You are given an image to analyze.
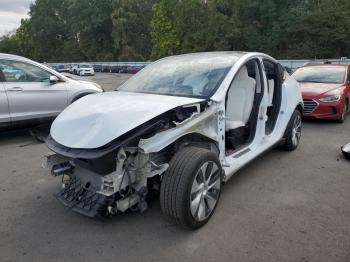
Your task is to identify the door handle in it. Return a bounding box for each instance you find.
[7,87,23,92]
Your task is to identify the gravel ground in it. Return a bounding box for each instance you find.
[0,73,350,262]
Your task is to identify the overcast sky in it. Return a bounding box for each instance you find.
[0,0,33,36]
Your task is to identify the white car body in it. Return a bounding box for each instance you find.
[45,52,303,228]
[72,63,95,76]
[0,53,103,129]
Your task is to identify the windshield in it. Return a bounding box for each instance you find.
[293,66,346,84]
[80,64,92,68]
[117,54,239,98]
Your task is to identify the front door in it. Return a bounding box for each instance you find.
[0,59,68,122]
[224,59,265,153]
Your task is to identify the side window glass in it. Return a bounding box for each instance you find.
[348,69,350,83]
[0,59,51,83]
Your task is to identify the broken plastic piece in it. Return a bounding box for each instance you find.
[341,142,350,160]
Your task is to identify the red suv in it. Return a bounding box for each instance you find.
[293,64,350,122]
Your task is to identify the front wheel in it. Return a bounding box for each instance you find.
[281,110,302,151]
[337,100,348,123]
[160,147,222,229]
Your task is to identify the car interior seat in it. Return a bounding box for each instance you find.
[226,65,256,131]
[225,65,256,150]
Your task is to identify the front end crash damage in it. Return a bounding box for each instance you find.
[44,101,220,218]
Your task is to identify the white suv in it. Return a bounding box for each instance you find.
[0,53,103,130]
[73,64,95,76]
[45,52,303,229]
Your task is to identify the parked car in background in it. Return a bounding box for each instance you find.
[45,52,303,229]
[127,65,144,74]
[53,64,64,72]
[53,64,70,73]
[118,65,128,73]
[93,64,102,73]
[69,64,77,74]
[110,65,119,73]
[72,64,95,76]
[102,65,111,73]
[0,53,103,130]
[293,64,350,122]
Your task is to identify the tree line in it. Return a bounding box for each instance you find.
[1,0,350,62]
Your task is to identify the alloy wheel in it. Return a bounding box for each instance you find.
[292,114,302,147]
[190,161,221,222]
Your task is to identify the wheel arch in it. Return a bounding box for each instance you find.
[140,131,220,157]
[296,102,304,115]
[70,92,95,104]
[170,132,220,155]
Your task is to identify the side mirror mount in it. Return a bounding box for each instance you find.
[50,75,59,84]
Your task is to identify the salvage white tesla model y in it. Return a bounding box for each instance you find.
[45,52,303,229]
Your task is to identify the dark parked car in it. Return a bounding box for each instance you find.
[111,65,119,73]
[118,66,128,73]
[101,65,110,73]
[53,64,70,73]
[93,64,102,72]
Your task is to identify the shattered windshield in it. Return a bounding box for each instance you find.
[117,54,240,98]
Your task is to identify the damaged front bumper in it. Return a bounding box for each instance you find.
[44,148,164,218]
[57,174,114,218]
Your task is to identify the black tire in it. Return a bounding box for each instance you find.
[337,100,348,123]
[160,147,222,229]
[29,124,51,143]
[281,110,302,151]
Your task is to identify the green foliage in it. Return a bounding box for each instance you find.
[29,0,70,61]
[15,19,37,58]
[67,0,115,61]
[111,0,152,61]
[0,32,19,55]
[150,0,179,59]
[1,0,350,61]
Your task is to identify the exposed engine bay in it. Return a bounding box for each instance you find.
[45,101,219,217]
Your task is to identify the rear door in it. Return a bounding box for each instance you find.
[0,67,10,127]
[0,59,68,122]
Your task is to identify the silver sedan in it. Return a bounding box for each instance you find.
[0,53,103,129]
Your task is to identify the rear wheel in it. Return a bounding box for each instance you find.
[160,147,222,229]
[281,110,302,151]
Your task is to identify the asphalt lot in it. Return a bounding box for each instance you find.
[1,73,350,262]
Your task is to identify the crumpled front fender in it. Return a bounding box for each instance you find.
[139,105,219,153]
